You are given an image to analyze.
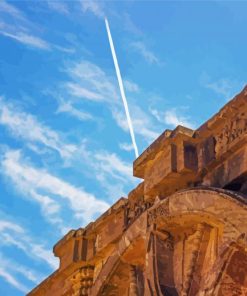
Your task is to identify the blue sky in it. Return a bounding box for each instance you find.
[0,0,246,294]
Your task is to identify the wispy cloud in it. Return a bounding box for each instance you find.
[123,13,143,36]
[0,96,136,204]
[150,108,194,129]
[91,150,138,200]
[124,80,140,93]
[112,108,159,143]
[0,27,72,52]
[0,150,62,228]
[0,98,77,159]
[61,60,159,144]
[54,45,75,54]
[204,79,236,100]
[0,267,28,293]
[0,253,44,289]
[65,60,119,102]
[0,31,51,50]
[46,1,69,15]
[200,73,244,101]
[0,1,71,52]
[81,0,105,19]
[130,41,159,65]
[94,151,132,181]
[57,100,93,121]
[1,149,110,224]
[65,82,103,101]
[0,220,24,233]
[119,142,134,152]
[72,142,137,199]
[0,1,51,50]
[0,217,58,270]
[0,0,25,21]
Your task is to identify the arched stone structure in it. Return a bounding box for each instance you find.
[90,188,247,296]
[28,86,247,296]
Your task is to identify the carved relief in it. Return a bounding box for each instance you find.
[125,197,152,227]
[147,198,169,226]
[70,266,94,296]
[215,115,247,156]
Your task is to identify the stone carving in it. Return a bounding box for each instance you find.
[28,86,247,296]
[125,196,152,227]
[70,266,94,296]
[147,198,169,226]
[215,115,247,156]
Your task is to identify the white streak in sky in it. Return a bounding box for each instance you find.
[105,18,139,158]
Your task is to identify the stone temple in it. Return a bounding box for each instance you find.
[28,87,247,296]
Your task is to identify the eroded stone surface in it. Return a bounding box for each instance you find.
[28,86,247,296]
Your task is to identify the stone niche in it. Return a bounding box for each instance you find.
[28,85,247,296]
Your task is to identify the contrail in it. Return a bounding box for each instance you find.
[105,18,139,158]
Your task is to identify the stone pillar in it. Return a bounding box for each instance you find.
[71,266,94,296]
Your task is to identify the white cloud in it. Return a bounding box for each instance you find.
[0,253,44,285]
[58,60,159,146]
[0,1,70,52]
[0,95,137,205]
[200,73,244,101]
[133,119,160,142]
[124,80,140,93]
[0,26,69,53]
[123,13,143,36]
[30,191,61,216]
[94,151,133,181]
[164,110,193,128]
[68,60,159,142]
[0,31,50,50]
[205,79,233,99]
[0,0,25,21]
[81,0,105,19]
[0,220,24,233]
[66,82,103,101]
[0,98,77,159]
[71,143,138,200]
[57,100,93,121]
[0,268,28,293]
[95,174,127,200]
[65,60,119,102]
[47,1,69,15]
[54,45,75,54]
[130,41,159,65]
[1,149,110,224]
[112,108,159,143]
[28,243,57,269]
[75,142,137,198]
[150,108,194,129]
[92,151,138,200]
[0,217,58,270]
[119,142,134,152]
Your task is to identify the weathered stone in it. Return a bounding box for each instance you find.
[28,86,247,296]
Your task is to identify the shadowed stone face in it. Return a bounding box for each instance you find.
[28,86,247,296]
